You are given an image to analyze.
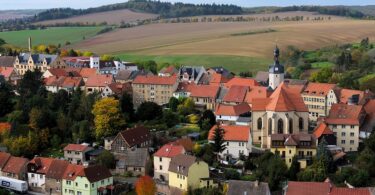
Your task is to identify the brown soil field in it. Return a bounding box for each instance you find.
[74,12,375,58]
[35,9,159,25]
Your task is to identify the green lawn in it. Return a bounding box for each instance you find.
[116,53,272,74]
[0,27,104,48]
[311,61,335,69]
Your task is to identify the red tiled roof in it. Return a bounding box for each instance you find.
[189,85,220,98]
[0,67,15,78]
[224,77,259,88]
[303,83,337,96]
[62,164,85,181]
[286,181,331,195]
[107,82,132,95]
[79,68,97,78]
[154,144,185,158]
[208,125,249,142]
[339,89,364,104]
[325,103,365,125]
[29,157,54,174]
[244,86,271,105]
[210,73,230,84]
[46,159,69,179]
[63,144,89,152]
[253,82,308,112]
[223,85,249,103]
[0,152,11,169]
[215,103,251,116]
[46,68,68,77]
[86,74,114,87]
[313,122,333,139]
[330,187,371,195]
[365,100,375,115]
[133,75,177,85]
[3,156,28,174]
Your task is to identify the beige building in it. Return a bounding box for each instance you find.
[324,103,366,152]
[301,83,338,121]
[13,53,59,75]
[252,82,309,148]
[63,144,93,165]
[153,144,185,182]
[132,75,178,107]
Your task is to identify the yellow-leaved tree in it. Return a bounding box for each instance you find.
[92,97,125,140]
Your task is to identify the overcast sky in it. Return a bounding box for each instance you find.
[1,0,374,10]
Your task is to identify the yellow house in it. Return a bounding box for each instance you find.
[168,154,210,191]
[270,133,317,168]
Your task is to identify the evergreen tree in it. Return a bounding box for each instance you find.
[288,155,301,181]
[211,124,226,160]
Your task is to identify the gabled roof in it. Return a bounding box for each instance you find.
[133,75,177,85]
[154,144,185,158]
[339,88,373,105]
[325,103,365,125]
[252,82,308,112]
[286,181,331,195]
[223,85,249,103]
[313,122,333,139]
[118,148,149,168]
[189,84,220,99]
[79,68,97,78]
[29,157,54,174]
[254,71,269,83]
[78,165,112,183]
[209,72,230,84]
[244,86,271,105]
[118,126,150,148]
[46,68,69,77]
[303,82,337,96]
[168,154,197,176]
[224,77,259,88]
[2,156,28,174]
[46,159,69,179]
[215,103,251,116]
[62,164,84,181]
[115,70,133,81]
[0,56,15,67]
[0,67,16,78]
[85,74,114,87]
[63,144,89,152]
[271,133,316,147]
[106,82,132,95]
[208,125,250,142]
[227,180,270,195]
[0,152,11,169]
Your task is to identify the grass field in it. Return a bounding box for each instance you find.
[0,26,104,47]
[117,53,272,73]
[311,61,335,68]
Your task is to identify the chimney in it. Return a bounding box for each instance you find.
[28,37,32,53]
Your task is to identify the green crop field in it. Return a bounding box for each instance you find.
[0,27,104,48]
[116,53,272,73]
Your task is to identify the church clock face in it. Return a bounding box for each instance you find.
[275,67,278,71]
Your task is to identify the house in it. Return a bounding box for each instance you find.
[208,72,231,86]
[324,103,366,152]
[226,180,271,195]
[284,181,373,195]
[178,66,206,84]
[63,144,93,165]
[14,53,58,75]
[85,74,114,94]
[174,83,220,110]
[301,82,339,121]
[222,85,249,105]
[269,133,317,168]
[104,136,115,151]
[0,56,16,67]
[159,66,178,77]
[0,67,20,85]
[0,152,11,176]
[115,148,149,176]
[45,159,69,195]
[132,75,179,107]
[122,62,138,71]
[154,144,185,181]
[215,103,251,124]
[168,154,210,192]
[110,126,151,155]
[2,156,28,180]
[27,157,54,192]
[224,77,259,89]
[45,76,84,93]
[313,122,336,145]
[114,69,152,83]
[252,82,309,148]
[101,82,132,97]
[362,100,375,137]
[208,125,251,159]
[62,164,113,195]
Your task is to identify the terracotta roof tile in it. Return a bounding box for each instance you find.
[2,156,28,174]
[85,74,114,87]
[208,125,250,142]
[29,157,54,174]
[244,86,271,105]
[0,67,15,78]
[133,75,177,85]
[79,68,97,78]
[63,144,89,152]
[46,68,69,77]
[215,103,251,116]
[286,181,331,195]
[325,103,365,125]
[224,77,259,88]
[303,82,337,96]
[159,66,177,75]
[313,122,333,138]
[365,100,375,115]
[210,73,230,84]
[107,82,132,95]
[154,144,185,158]
[330,187,371,195]
[223,85,249,103]
[189,84,220,98]
[46,159,69,179]
[62,164,84,181]
[339,89,364,104]
[0,152,11,169]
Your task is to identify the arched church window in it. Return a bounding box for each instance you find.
[278,119,284,134]
[289,119,293,134]
[257,118,262,130]
[299,117,304,130]
[268,118,272,135]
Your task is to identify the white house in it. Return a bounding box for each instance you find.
[153,144,185,182]
[215,103,251,124]
[27,157,54,192]
[208,125,251,159]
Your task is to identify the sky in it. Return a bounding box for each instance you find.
[1,0,374,10]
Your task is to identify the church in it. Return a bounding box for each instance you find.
[250,46,310,148]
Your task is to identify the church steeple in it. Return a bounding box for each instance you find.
[269,45,285,90]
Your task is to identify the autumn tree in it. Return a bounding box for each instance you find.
[135,175,156,195]
[92,97,125,140]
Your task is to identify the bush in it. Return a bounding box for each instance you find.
[224,168,240,180]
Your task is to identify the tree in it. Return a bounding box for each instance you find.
[177,98,195,115]
[0,77,14,117]
[199,110,216,129]
[309,67,333,83]
[135,175,156,195]
[268,154,288,190]
[163,110,179,128]
[96,150,115,169]
[355,147,375,176]
[92,97,125,140]
[0,38,6,46]
[168,97,179,112]
[18,69,43,98]
[136,102,162,121]
[224,168,240,179]
[82,51,94,57]
[211,124,226,160]
[288,155,300,181]
[119,92,134,121]
[100,54,114,61]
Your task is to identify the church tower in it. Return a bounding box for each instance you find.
[268,45,284,90]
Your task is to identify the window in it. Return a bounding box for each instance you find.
[299,118,304,130]
[341,140,346,144]
[289,119,293,134]
[159,157,162,162]
[341,132,346,136]
[227,142,229,146]
[75,182,78,186]
[257,118,262,130]
[101,180,104,185]
[40,175,43,179]
[85,184,88,188]
[350,140,354,145]
[77,192,82,195]
[351,125,355,129]
[289,150,291,154]
[342,125,346,128]
[92,183,94,188]
[277,119,284,134]
[350,132,355,137]
[268,118,272,135]
[258,136,261,141]
[31,174,34,178]
[160,165,162,170]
